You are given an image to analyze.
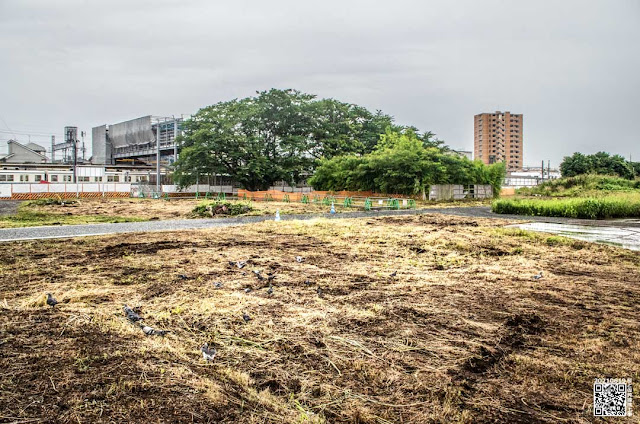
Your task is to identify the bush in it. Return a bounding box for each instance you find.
[492,194,640,219]
[192,201,252,217]
[25,198,77,206]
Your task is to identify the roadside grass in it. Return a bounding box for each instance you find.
[516,174,640,197]
[492,193,640,219]
[1,214,639,422]
[0,204,147,228]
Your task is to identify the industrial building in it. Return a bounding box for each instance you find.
[92,116,183,167]
[474,111,523,170]
[0,140,48,164]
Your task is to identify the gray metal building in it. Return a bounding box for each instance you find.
[91,116,183,167]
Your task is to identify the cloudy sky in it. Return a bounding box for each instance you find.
[0,0,638,167]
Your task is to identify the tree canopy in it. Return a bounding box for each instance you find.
[560,151,635,179]
[308,130,506,198]
[172,89,425,190]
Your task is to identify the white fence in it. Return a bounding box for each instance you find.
[429,184,493,201]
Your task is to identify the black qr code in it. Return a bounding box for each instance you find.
[594,382,629,416]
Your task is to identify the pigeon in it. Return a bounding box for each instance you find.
[141,325,168,337]
[178,274,190,280]
[253,270,261,275]
[390,271,397,277]
[256,273,265,281]
[304,280,312,286]
[533,271,543,280]
[228,261,235,267]
[242,312,251,323]
[244,287,252,293]
[236,261,247,269]
[214,282,223,288]
[267,274,276,282]
[46,293,58,308]
[123,304,143,322]
[317,287,324,298]
[295,256,304,263]
[267,285,274,296]
[201,343,216,361]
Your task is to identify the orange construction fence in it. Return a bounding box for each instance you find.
[236,189,415,201]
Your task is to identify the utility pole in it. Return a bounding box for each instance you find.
[80,131,86,161]
[51,135,55,163]
[541,160,545,182]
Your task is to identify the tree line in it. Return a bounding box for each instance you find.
[173,89,504,195]
[560,152,639,179]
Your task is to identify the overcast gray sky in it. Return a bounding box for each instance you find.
[1,0,638,167]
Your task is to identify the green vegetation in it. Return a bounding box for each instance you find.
[0,208,146,228]
[24,198,78,207]
[192,201,253,217]
[517,174,640,197]
[173,89,444,191]
[309,129,506,198]
[492,193,640,219]
[560,151,637,179]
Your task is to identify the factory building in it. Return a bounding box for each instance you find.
[92,116,183,166]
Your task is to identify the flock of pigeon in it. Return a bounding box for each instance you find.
[44,256,545,364]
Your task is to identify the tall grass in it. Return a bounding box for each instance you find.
[492,193,640,219]
[517,174,640,197]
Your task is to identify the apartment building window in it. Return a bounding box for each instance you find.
[51,175,58,182]
[107,175,120,182]
[34,175,42,182]
[20,175,28,182]
[63,175,72,182]
[96,176,103,182]
[79,176,90,182]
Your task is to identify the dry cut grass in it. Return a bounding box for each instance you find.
[0,214,638,423]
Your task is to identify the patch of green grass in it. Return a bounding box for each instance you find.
[492,193,640,219]
[0,210,146,228]
[517,175,640,197]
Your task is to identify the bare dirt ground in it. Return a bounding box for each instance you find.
[1,214,638,423]
[24,197,491,221]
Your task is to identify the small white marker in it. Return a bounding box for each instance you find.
[275,209,281,221]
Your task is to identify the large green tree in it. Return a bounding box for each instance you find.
[173,89,398,190]
[309,130,505,198]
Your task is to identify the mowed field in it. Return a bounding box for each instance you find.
[1,214,639,423]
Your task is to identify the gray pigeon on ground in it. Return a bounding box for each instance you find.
[123,304,143,322]
[533,271,543,280]
[317,287,324,298]
[295,256,304,263]
[236,261,247,269]
[242,312,251,323]
[390,271,397,277]
[201,343,216,361]
[46,293,58,308]
[244,287,252,293]
[267,285,274,296]
[304,280,312,286]
[178,274,189,280]
[256,273,265,281]
[141,325,168,337]
[267,274,275,282]
[214,282,223,288]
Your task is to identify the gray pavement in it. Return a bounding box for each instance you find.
[0,206,639,242]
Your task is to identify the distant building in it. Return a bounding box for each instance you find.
[92,116,183,166]
[474,111,523,170]
[451,149,473,160]
[0,140,48,163]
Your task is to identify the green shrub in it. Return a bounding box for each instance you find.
[516,175,640,197]
[192,201,252,217]
[25,198,77,206]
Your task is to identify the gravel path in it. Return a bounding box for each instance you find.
[0,201,21,217]
[1,206,639,242]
